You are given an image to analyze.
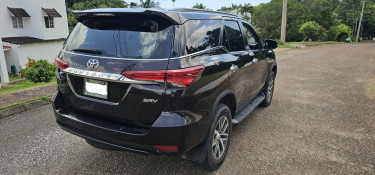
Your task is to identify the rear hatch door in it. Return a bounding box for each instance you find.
[59,12,175,125]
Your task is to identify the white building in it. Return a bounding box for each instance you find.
[0,0,69,84]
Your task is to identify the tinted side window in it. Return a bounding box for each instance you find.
[222,29,230,51]
[224,21,245,52]
[184,20,221,54]
[242,23,260,50]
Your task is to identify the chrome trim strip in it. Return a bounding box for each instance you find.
[66,75,119,105]
[63,67,154,84]
[61,46,228,60]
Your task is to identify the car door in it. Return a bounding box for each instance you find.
[240,22,268,94]
[221,20,257,108]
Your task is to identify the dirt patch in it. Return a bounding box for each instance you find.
[356,77,375,99]
[365,78,375,99]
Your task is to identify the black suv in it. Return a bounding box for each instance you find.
[52,8,277,170]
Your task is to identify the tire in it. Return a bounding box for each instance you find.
[85,139,122,151]
[199,104,232,171]
[260,71,275,107]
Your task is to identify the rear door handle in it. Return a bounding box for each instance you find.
[253,58,258,63]
[230,64,239,72]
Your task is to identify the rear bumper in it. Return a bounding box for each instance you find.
[52,90,207,154]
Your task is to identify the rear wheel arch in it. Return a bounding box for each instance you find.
[218,94,236,118]
[212,90,236,119]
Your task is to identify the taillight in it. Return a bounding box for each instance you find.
[122,66,204,87]
[55,57,69,69]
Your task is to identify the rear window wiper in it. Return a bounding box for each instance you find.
[72,48,102,54]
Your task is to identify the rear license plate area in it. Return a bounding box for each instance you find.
[83,78,108,99]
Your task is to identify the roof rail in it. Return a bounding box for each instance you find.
[170,8,238,17]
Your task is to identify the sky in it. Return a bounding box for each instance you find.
[158,0,272,10]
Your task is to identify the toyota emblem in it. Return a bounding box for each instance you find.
[87,59,99,69]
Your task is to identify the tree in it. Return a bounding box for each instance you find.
[139,0,160,8]
[192,3,211,10]
[299,21,322,41]
[326,24,352,41]
[72,0,127,9]
[252,0,312,41]
[172,0,176,8]
[66,0,128,32]
[217,4,241,11]
[250,0,375,41]
[237,3,254,22]
[302,0,336,29]
[336,24,352,41]
[334,0,362,35]
[361,3,375,39]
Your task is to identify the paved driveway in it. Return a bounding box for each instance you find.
[1,43,374,174]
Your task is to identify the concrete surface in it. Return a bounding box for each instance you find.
[0,43,374,174]
[0,83,56,108]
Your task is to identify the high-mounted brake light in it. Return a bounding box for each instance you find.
[55,57,69,69]
[122,66,204,87]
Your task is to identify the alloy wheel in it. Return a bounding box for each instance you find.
[267,74,274,102]
[212,115,229,160]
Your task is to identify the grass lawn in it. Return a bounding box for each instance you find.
[278,41,346,48]
[0,75,24,82]
[278,44,296,48]
[0,77,56,94]
[0,94,52,110]
[288,41,346,46]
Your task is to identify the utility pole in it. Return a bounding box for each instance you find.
[356,1,365,42]
[280,0,287,45]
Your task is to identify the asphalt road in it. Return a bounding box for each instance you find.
[1,43,375,174]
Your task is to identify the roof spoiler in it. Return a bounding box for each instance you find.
[73,8,182,25]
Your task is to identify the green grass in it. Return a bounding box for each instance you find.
[0,75,24,82]
[0,94,53,111]
[287,41,346,46]
[278,44,297,48]
[278,41,346,49]
[0,77,56,94]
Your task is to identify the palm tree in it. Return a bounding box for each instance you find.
[172,0,175,8]
[237,3,254,23]
[139,0,160,8]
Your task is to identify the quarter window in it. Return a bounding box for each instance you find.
[11,17,23,28]
[184,20,221,54]
[44,16,54,28]
[223,21,245,52]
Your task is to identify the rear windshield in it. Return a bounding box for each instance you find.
[64,18,174,59]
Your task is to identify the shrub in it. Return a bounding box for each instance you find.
[299,21,322,41]
[326,26,340,41]
[326,24,352,41]
[19,57,56,83]
[336,24,352,41]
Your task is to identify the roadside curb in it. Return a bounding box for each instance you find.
[0,97,52,120]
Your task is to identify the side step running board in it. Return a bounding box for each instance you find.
[232,93,265,124]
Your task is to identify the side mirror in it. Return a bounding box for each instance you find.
[264,39,278,50]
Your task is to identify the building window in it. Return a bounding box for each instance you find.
[11,16,23,28]
[44,16,54,28]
